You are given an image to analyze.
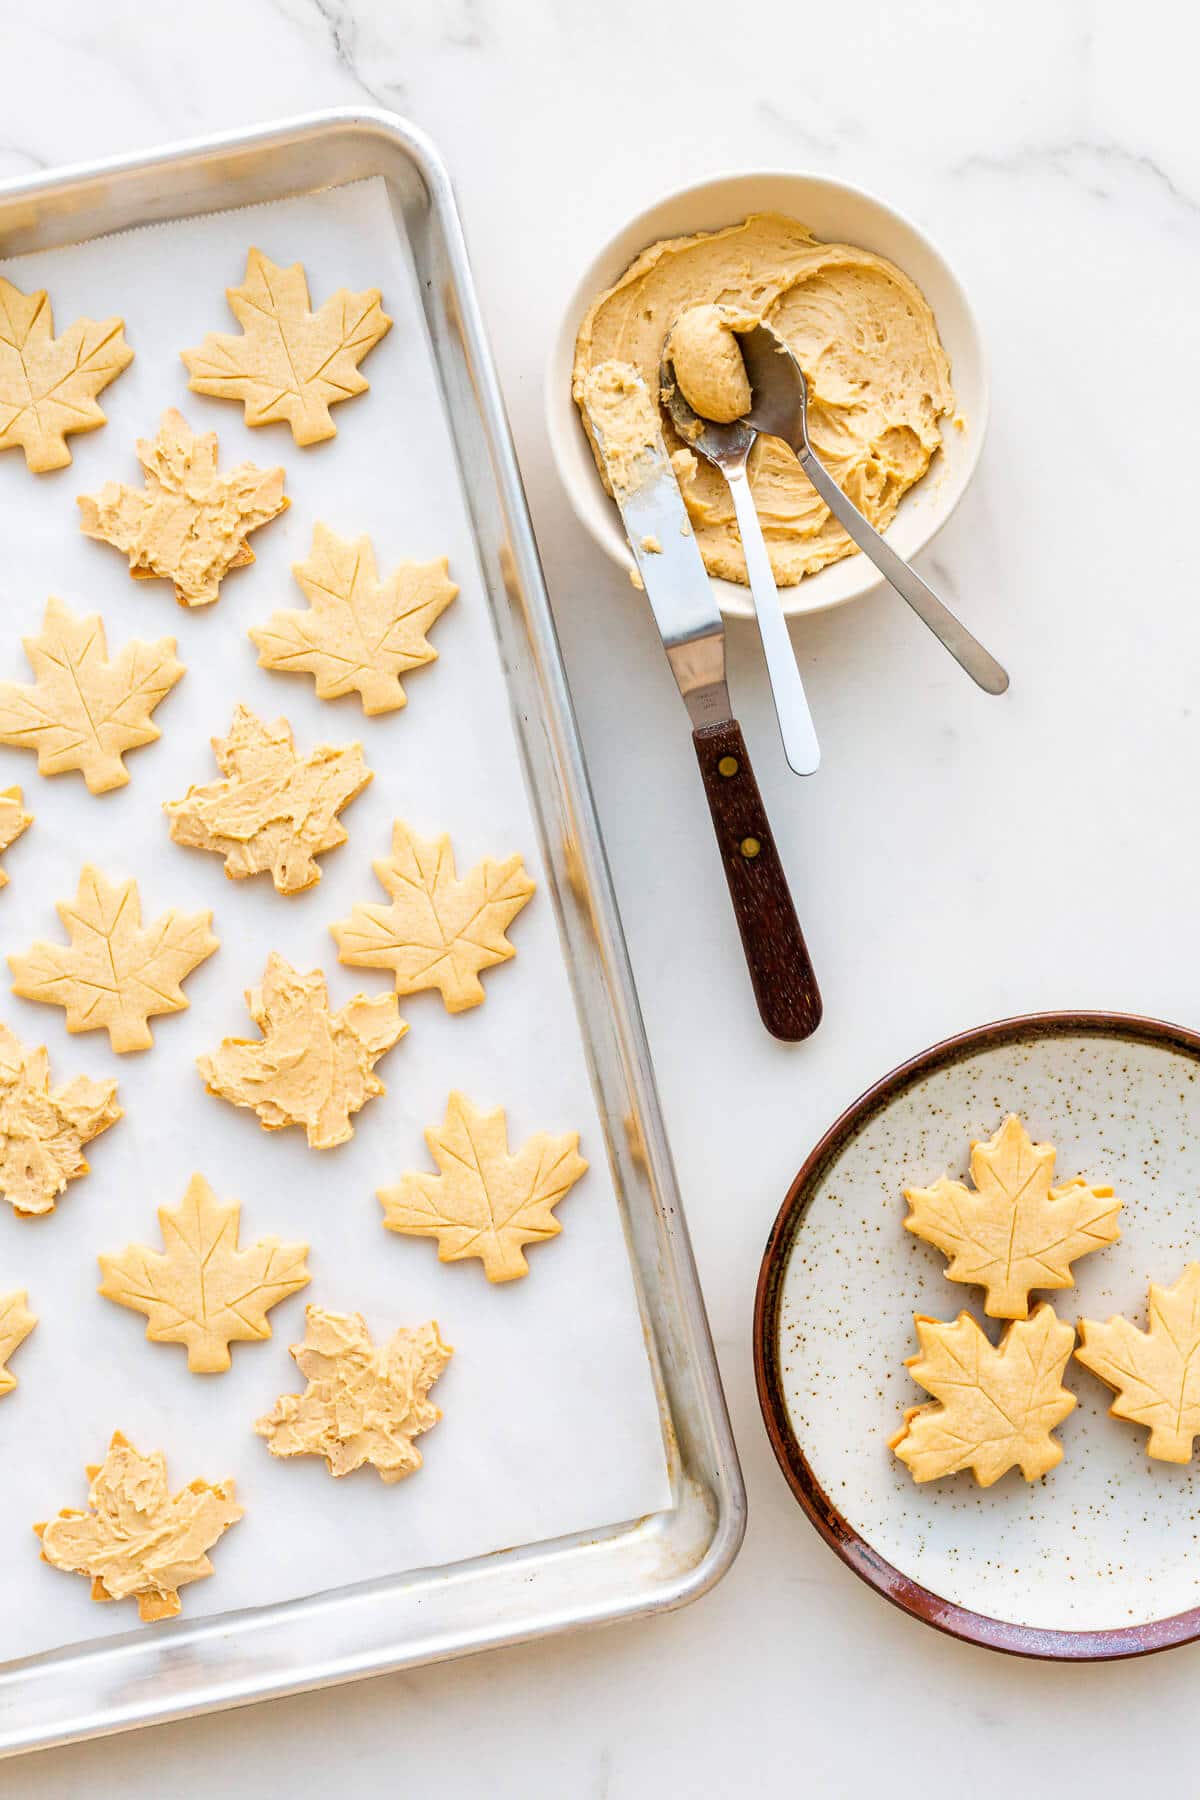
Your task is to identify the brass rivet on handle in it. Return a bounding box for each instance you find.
[740,836,761,859]
[718,755,739,778]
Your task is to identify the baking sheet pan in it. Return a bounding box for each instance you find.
[0,111,743,1756]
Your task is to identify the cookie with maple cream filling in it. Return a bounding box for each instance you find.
[165,705,371,895]
[256,1305,451,1482]
[0,1291,36,1396]
[0,1020,121,1217]
[78,409,287,608]
[35,1433,242,1621]
[197,953,405,1150]
[1077,1264,1200,1462]
[890,1304,1077,1487]
[904,1114,1122,1319]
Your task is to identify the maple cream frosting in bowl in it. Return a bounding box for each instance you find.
[547,171,987,620]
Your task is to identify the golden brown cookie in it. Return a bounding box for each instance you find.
[890,1304,1077,1487]
[0,598,184,793]
[99,1173,310,1373]
[1077,1264,1200,1463]
[250,522,457,715]
[0,278,132,472]
[379,1091,587,1282]
[9,865,218,1053]
[331,820,534,1012]
[0,787,32,885]
[904,1114,1121,1319]
[181,249,391,446]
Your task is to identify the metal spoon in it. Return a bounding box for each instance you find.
[737,323,1009,695]
[659,351,821,777]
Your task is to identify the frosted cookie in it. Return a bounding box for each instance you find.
[256,1305,451,1483]
[197,953,406,1150]
[1077,1264,1200,1463]
[251,522,457,715]
[0,598,184,793]
[0,787,31,884]
[890,1304,1077,1487]
[904,1114,1121,1319]
[78,409,287,607]
[99,1173,310,1373]
[379,1091,587,1283]
[35,1432,242,1622]
[0,1291,36,1396]
[0,1021,120,1217]
[9,865,218,1053]
[0,277,132,472]
[181,248,391,446]
[331,820,534,1012]
[165,704,371,895]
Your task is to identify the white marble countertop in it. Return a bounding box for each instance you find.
[9,1,1199,1791]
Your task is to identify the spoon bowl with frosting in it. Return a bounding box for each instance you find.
[547,170,987,620]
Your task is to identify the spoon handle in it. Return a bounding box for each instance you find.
[796,446,1009,695]
[693,717,822,1041]
[725,466,821,776]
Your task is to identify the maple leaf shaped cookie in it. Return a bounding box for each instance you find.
[250,523,458,715]
[379,1091,588,1282]
[0,1021,121,1217]
[0,277,133,472]
[256,1305,452,1483]
[78,409,288,608]
[35,1432,242,1622]
[0,1290,36,1396]
[0,597,184,794]
[331,820,535,1012]
[99,1172,310,1373]
[890,1304,1077,1487]
[1077,1264,1200,1462]
[165,704,372,895]
[0,787,32,886]
[9,865,219,1053]
[181,248,392,446]
[197,953,406,1150]
[904,1115,1122,1319]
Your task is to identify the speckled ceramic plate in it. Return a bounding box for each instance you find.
[755,1013,1200,1660]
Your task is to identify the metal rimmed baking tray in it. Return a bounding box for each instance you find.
[0,108,744,1757]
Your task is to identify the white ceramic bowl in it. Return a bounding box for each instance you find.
[546,170,988,621]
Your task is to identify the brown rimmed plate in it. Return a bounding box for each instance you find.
[755,1011,1200,1661]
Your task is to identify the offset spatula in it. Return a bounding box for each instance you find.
[582,367,821,1041]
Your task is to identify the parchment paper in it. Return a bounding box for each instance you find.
[0,177,670,1664]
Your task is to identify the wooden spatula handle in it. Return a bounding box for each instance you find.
[692,719,822,1042]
